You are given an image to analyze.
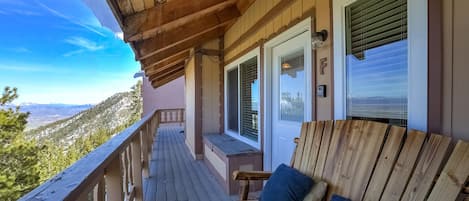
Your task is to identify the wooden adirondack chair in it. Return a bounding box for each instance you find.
[233,120,469,201]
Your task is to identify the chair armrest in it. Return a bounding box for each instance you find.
[233,170,272,181]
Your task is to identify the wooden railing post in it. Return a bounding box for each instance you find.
[131,135,143,201]
[141,129,149,178]
[106,156,124,201]
[93,178,105,201]
[146,123,152,166]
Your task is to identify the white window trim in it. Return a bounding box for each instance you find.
[263,17,312,171]
[224,47,261,149]
[332,0,428,131]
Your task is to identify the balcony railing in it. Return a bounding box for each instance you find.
[20,108,185,201]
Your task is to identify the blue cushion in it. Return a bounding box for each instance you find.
[260,164,314,201]
[331,194,351,201]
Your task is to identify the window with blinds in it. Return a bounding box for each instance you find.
[227,68,239,132]
[240,57,259,141]
[226,56,259,142]
[345,0,408,127]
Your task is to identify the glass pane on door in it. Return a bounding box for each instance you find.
[279,50,305,122]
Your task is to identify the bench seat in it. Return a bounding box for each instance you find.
[234,120,469,201]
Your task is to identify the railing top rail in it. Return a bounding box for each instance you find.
[19,109,159,201]
[158,108,185,111]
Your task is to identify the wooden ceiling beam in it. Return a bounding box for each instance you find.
[151,69,185,88]
[144,55,188,76]
[123,0,237,42]
[134,6,238,59]
[139,27,225,64]
[148,63,185,81]
[146,60,186,78]
[236,0,256,14]
[140,49,190,68]
[142,49,189,70]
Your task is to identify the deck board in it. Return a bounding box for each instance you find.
[144,126,235,201]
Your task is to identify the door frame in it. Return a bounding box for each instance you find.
[263,17,313,171]
[332,0,428,131]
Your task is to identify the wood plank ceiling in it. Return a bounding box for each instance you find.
[107,0,255,88]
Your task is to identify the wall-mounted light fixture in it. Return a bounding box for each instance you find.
[312,30,328,49]
[281,63,292,69]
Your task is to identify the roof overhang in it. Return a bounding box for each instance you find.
[104,0,255,88]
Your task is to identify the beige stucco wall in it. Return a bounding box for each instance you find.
[201,39,221,134]
[142,76,185,117]
[442,0,469,141]
[185,54,197,158]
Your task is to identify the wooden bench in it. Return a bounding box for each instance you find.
[233,120,469,201]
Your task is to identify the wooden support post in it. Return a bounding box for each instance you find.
[106,156,124,201]
[131,135,144,201]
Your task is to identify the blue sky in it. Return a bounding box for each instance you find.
[0,0,140,104]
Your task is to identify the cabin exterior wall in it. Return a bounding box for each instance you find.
[142,76,185,117]
[442,0,469,141]
[223,0,334,124]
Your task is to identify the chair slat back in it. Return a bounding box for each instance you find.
[427,140,469,201]
[290,120,467,201]
[401,134,451,201]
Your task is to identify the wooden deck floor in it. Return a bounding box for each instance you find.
[143,126,235,201]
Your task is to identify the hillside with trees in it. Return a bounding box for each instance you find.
[26,82,142,147]
[0,82,142,200]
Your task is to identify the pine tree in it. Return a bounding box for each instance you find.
[0,87,41,200]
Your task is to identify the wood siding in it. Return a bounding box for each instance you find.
[224,0,315,62]
[201,39,222,134]
[442,0,469,141]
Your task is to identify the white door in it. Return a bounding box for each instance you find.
[271,31,312,169]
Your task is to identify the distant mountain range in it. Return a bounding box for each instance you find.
[17,104,94,130]
[25,90,141,146]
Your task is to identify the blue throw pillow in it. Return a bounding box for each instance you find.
[331,194,351,201]
[260,164,314,201]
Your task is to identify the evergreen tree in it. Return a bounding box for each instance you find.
[129,80,143,123]
[0,87,41,200]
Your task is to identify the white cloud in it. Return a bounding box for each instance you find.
[8,47,32,53]
[10,9,42,16]
[35,1,106,37]
[0,64,58,73]
[63,49,85,57]
[65,37,104,51]
[115,32,124,40]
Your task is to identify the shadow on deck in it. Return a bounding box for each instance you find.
[143,126,236,201]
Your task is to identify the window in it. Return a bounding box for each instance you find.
[227,68,239,132]
[345,0,408,127]
[225,52,260,146]
[279,50,305,122]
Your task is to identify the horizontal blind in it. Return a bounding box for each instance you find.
[345,0,408,127]
[227,68,239,132]
[346,0,407,59]
[240,57,258,141]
